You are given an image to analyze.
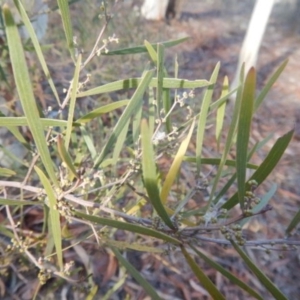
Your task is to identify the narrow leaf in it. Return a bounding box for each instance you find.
[0,198,42,206]
[189,244,263,300]
[0,117,77,128]
[183,156,258,169]
[75,100,129,124]
[148,87,156,135]
[196,62,220,172]
[77,77,210,98]
[223,130,294,210]
[104,238,163,253]
[57,0,75,60]
[94,70,154,168]
[3,5,58,186]
[207,65,245,209]
[141,119,175,229]
[209,88,237,111]
[111,247,162,300]
[65,53,81,149]
[35,166,63,270]
[255,59,288,111]
[13,0,60,105]
[57,135,78,178]
[0,168,16,177]
[112,119,129,167]
[211,137,269,206]
[144,41,172,132]
[236,68,256,209]
[180,245,226,300]
[132,100,143,143]
[74,211,180,244]
[156,44,164,117]
[216,76,229,149]
[286,207,300,235]
[231,240,288,300]
[103,37,189,55]
[160,119,195,204]
[144,40,158,63]
[80,125,97,159]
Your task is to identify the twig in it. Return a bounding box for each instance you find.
[1,181,299,249]
[181,205,273,234]
[61,2,119,110]
[5,202,81,284]
[0,180,153,226]
[22,129,53,186]
[193,236,300,247]
[81,1,117,69]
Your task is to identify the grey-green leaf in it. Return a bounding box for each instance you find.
[231,240,288,300]
[111,247,162,300]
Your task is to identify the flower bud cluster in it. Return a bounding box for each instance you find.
[203,205,228,227]
[56,199,75,222]
[6,237,29,253]
[96,34,119,56]
[38,268,52,285]
[220,224,246,246]
[244,180,260,213]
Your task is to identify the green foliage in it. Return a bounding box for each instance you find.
[0,1,299,299]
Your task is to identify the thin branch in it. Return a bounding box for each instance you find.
[181,205,273,234]
[193,236,300,247]
[1,181,299,249]
[81,1,118,69]
[0,180,153,226]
